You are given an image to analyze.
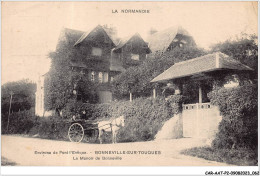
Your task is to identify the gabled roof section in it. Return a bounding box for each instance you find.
[151,52,253,83]
[74,25,117,46]
[147,26,192,53]
[114,35,133,50]
[114,33,151,53]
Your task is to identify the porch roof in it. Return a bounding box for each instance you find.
[151,52,253,83]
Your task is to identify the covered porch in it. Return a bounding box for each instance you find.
[151,52,253,138]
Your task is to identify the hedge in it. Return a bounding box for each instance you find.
[208,84,257,150]
[1,109,70,141]
[2,95,183,143]
[1,109,36,134]
[62,95,183,142]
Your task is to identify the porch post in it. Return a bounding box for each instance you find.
[153,88,156,99]
[198,83,202,104]
[130,92,132,102]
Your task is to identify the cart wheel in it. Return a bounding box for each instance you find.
[68,123,84,143]
[85,129,99,143]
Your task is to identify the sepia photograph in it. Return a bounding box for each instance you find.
[1,1,259,175]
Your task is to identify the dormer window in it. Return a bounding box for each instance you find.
[131,53,139,61]
[92,47,102,56]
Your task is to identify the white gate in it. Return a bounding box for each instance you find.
[182,103,222,138]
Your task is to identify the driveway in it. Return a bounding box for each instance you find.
[1,135,230,166]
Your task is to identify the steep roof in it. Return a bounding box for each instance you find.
[74,25,117,46]
[147,26,192,53]
[113,33,151,54]
[114,33,144,49]
[151,52,253,83]
[114,35,133,50]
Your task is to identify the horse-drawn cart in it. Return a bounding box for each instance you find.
[68,119,99,143]
[68,115,125,143]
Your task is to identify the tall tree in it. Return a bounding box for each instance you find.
[1,79,36,114]
[45,31,97,112]
[211,34,258,76]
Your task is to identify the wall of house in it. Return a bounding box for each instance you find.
[35,75,45,117]
[35,75,54,117]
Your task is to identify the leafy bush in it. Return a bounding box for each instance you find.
[1,109,70,141]
[62,95,183,142]
[182,146,257,166]
[1,80,36,114]
[208,84,257,150]
[2,95,183,143]
[115,97,174,142]
[1,109,37,134]
[29,117,71,141]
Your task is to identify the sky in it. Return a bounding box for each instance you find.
[2,1,258,85]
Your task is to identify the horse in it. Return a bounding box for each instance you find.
[97,115,125,144]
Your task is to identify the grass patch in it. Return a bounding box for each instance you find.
[1,156,17,166]
[181,147,258,166]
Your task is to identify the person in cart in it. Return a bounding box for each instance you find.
[81,110,87,120]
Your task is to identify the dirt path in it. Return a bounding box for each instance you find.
[1,135,230,166]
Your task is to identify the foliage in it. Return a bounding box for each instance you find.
[211,34,258,75]
[1,108,70,141]
[2,95,183,143]
[208,84,257,150]
[182,147,257,166]
[45,33,98,112]
[1,157,17,166]
[1,109,36,134]
[166,95,183,114]
[115,97,175,142]
[111,47,206,98]
[1,79,36,114]
[62,95,183,142]
[29,116,71,141]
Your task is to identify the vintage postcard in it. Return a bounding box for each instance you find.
[1,1,259,174]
